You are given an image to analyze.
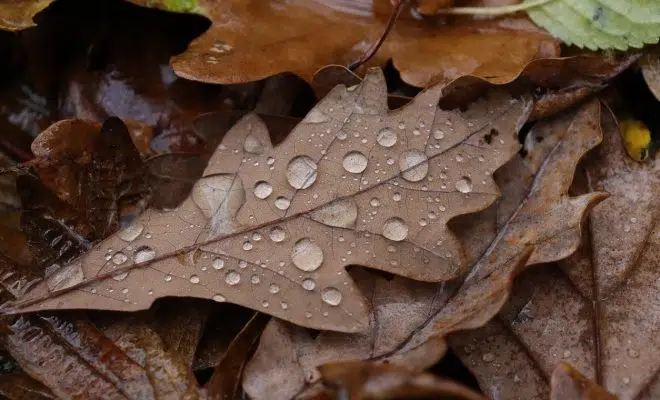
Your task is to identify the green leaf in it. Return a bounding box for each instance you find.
[526,0,660,50]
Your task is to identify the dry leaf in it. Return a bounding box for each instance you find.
[551,363,617,400]
[450,105,660,399]
[165,0,558,87]
[3,68,530,333]
[0,371,56,400]
[242,99,606,399]
[641,47,660,102]
[0,0,53,31]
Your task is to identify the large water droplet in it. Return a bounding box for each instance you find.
[212,258,225,270]
[275,197,291,210]
[302,278,316,291]
[243,241,253,251]
[46,263,84,291]
[225,270,241,285]
[376,128,397,147]
[269,227,287,242]
[118,223,144,242]
[112,252,128,265]
[399,151,429,182]
[321,287,342,306]
[455,177,473,193]
[342,151,368,174]
[112,271,129,281]
[286,156,318,189]
[212,294,226,302]
[302,109,330,124]
[291,238,324,272]
[382,217,408,241]
[243,134,265,154]
[134,246,155,263]
[310,199,357,228]
[253,181,273,199]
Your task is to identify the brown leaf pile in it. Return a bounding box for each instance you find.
[0,1,657,400]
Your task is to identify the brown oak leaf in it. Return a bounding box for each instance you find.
[450,105,660,399]
[3,68,531,333]
[241,99,606,399]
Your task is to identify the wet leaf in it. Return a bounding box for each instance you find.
[5,68,531,333]
[242,100,606,399]
[166,0,558,87]
[450,105,660,399]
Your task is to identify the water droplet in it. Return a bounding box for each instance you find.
[250,275,261,284]
[433,129,444,139]
[261,300,270,308]
[398,121,406,129]
[455,177,473,193]
[286,156,318,189]
[164,274,173,282]
[383,217,409,241]
[482,353,495,362]
[112,271,129,281]
[310,199,357,228]
[292,238,324,272]
[370,198,381,207]
[190,275,200,284]
[269,227,287,242]
[252,232,262,241]
[239,261,247,269]
[399,151,429,182]
[342,151,368,174]
[46,263,84,291]
[419,218,428,227]
[392,193,402,202]
[225,270,241,285]
[280,302,288,309]
[455,153,464,162]
[212,258,225,270]
[267,157,275,165]
[627,348,639,358]
[387,245,396,253]
[112,252,128,265]
[321,287,342,306]
[211,41,233,53]
[253,181,273,199]
[376,128,397,147]
[243,241,253,251]
[134,246,155,263]
[305,312,312,318]
[275,197,291,210]
[303,109,330,124]
[302,278,316,291]
[269,284,280,294]
[623,377,630,385]
[213,294,226,302]
[118,223,144,242]
[243,135,265,154]
[428,211,436,220]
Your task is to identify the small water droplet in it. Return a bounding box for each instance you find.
[164,274,173,282]
[112,252,128,265]
[387,245,396,253]
[243,241,253,251]
[627,348,639,358]
[342,151,368,174]
[213,294,226,302]
[305,311,312,318]
[383,217,408,241]
[455,153,464,162]
[212,258,225,270]
[399,151,429,182]
[623,377,630,385]
[118,223,144,242]
[428,211,436,219]
[280,302,288,309]
[292,238,324,272]
[455,177,473,193]
[134,246,155,263]
[112,271,129,281]
[433,129,444,139]
[393,192,402,201]
[269,227,287,242]
[250,275,261,284]
[190,275,200,284]
[419,218,428,227]
[286,156,318,189]
[225,270,241,285]
[303,109,330,124]
[243,135,265,154]
[253,181,273,199]
[321,287,342,306]
[275,197,291,210]
[370,198,381,207]
[269,283,280,294]
[302,278,316,291]
[482,353,495,362]
[211,41,233,53]
[252,232,262,241]
[397,121,406,129]
[376,128,397,147]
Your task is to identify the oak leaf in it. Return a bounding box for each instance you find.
[242,99,606,399]
[156,0,558,87]
[3,68,530,333]
[450,105,660,399]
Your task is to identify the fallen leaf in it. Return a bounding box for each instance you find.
[450,105,660,399]
[242,99,605,399]
[0,371,56,400]
[551,362,616,400]
[4,68,531,333]
[318,361,487,400]
[0,0,53,31]
[641,47,660,102]
[165,0,558,86]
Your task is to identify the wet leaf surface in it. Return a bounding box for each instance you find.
[242,99,606,399]
[450,105,660,399]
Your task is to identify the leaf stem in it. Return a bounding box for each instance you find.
[433,0,553,16]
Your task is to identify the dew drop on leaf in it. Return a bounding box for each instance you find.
[291,238,324,271]
[112,252,128,265]
[134,246,155,263]
[112,272,129,281]
[118,223,144,242]
[275,197,291,210]
[212,294,226,302]
[302,278,316,291]
[269,227,287,242]
[455,177,473,193]
[342,151,368,174]
[251,275,261,284]
[269,283,280,294]
[243,134,265,154]
[225,270,241,285]
[189,275,200,284]
[382,217,409,241]
[302,108,330,124]
[212,258,225,270]
[46,263,84,291]
[286,156,318,189]
[321,287,342,306]
[376,127,397,147]
[399,150,429,182]
[310,199,358,228]
[253,181,273,199]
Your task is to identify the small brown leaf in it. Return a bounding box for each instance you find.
[242,99,606,399]
[5,68,530,333]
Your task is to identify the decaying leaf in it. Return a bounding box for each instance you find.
[450,105,660,399]
[3,68,531,333]
[641,47,660,102]
[242,100,606,399]
[0,371,56,400]
[551,363,616,400]
[0,0,53,31]
[167,0,558,87]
